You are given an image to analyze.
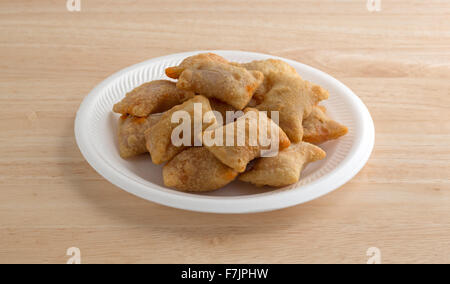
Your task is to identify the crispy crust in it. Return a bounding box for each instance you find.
[239,142,326,187]
[303,106,348,144]
[117,114,162,159]
[238,59,329,142]
[163,147,238,192]
[145,95,216,164]
[209,98,238,125]
[165,53,264,110]
[203,108,290,173]
[113,80,195,117]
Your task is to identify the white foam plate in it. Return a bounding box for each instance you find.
[75,50,375,214]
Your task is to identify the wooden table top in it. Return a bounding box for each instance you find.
[0,0,449,264]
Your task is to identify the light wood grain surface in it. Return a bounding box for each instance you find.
[0,0,449,264]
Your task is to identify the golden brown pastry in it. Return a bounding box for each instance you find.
[235,59,299,104]
[303,106,348,144]
[145,95,216,164]
[237,59,299,95]
[203,108,291,173]
[113,80,195,117]
[163,147,238,192]
[165,53,264,110]
[209,98,238,125]
[117,114,162,159]
[238,59,329,142]
[238,59,299,78]
[239,142,326,187]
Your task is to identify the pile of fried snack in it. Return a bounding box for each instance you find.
[113,53,348,192]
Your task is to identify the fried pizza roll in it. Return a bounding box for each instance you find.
[239,142,326,187]
[238,59,329,143]
[209,98,238,125]
[165,53,228,78]
[238,59,299,78]
[235,59,300,104]
[145,95,216,164]
[303,106,348,144]
[117,114,162,159]
[256,73,328,143]
[113,80,195,117]
[165,53,264,110]
[163,147,238,192]
[203,108,291,173]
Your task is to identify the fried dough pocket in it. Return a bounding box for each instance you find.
[239,142,326,187]
[145,95,217,164]
[238,59,329,142]
[166,53,264,110]
[302,106,348,144]
[163,147,238,192]
[117,114,162,159]
[203,108,291,173]
[113,80,195,117]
